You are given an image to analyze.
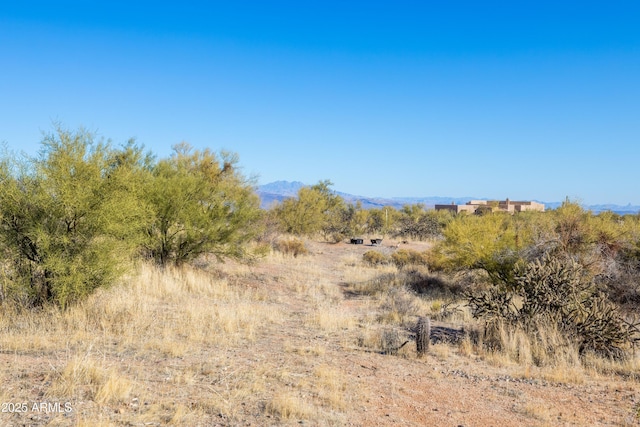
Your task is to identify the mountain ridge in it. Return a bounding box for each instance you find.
[256,181,640,214]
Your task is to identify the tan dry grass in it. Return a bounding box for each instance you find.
[0,262,282,354]
[73,419,120,427]
[306,303,356,332]
[1,238,639,426]
[47,350,132,404]
[266,391,317,420]
[284,342,327,357]
[314,364,349,410]
[0,261,294,425]
[520,401,552,423]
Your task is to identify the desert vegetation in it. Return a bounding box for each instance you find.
[0,127,261,308]
[1,129,640,425]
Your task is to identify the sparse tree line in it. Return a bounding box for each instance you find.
[270,180,453,242]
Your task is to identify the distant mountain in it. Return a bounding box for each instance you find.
[587,204,640,215]
[258,180,306,196]
[255,180,306,208]
[256,181,478,209]
[256,181,640,214]
[333,193,477,210]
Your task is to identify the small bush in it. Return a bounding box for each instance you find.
[357,327,407,355]
[403,268,463,297]
[380,327,403,355]
[362,250,390,266]
[379,287,418,325]
[391,249,430,269]
[346,272,398,296]
[273,239,309,257]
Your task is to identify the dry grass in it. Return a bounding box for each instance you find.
[306,303,356,332]
[284,342,327,357]
[0,262,291,425]
[520,401,552,422]
[314,364,349,410]
[1,237,639,426]
[266,391,316,420]
[273,238,309,257]
[46,353,133,404]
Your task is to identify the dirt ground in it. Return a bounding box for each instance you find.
[293,241,640,427]
[1,238,639,426]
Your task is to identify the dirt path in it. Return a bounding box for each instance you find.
[296,240,640,426]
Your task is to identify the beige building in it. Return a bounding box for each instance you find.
[435,198,545,214]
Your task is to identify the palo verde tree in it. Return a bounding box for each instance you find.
[432,212,524,284]
[274,185,328,236]
[274,180,349,241]
[142,143,261,266]
[0,128,149,308]
[366,206,400,236]
[344,201,369,237]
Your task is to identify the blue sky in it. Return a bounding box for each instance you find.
[1,1,639,205]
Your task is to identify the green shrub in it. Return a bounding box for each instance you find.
[362,250,390,266]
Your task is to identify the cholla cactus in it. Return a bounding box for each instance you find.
[570,292,638,358]
[467,253,640,358]
[516,255,589,323]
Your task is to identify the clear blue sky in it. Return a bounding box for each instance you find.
[1,1,639,205]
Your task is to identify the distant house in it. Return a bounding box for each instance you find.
[435,198,545,214]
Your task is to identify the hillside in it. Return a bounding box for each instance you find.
[1,239,639,426]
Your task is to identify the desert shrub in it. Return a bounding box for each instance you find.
[362,250,390,267]
[273,239,309,257]
[391,249,430,269]
[274,180,352,242]
[379,327,403,355]
[572,292,637,357]
[379,287,419,325]
[322,200,368,243]
[394,205,452,241]
[273,186,327,236]
[402,268,463,297]
[433,213,522,285]
[253,208,281,246]
[365,206,400,236]
[346,272,401,296]
[467,254,640,359]
[605,273,640,310]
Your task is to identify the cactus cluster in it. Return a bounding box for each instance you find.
[467,254,639,358]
